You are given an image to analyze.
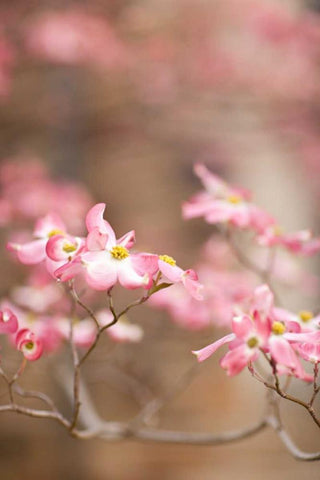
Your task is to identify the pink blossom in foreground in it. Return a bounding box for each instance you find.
[257,227,320,255]
[0,309,18,334]
[15,329,43,361]
[55,203,158,291]
[182,164,274,233]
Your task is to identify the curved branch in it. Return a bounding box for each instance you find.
[267,416,320,462]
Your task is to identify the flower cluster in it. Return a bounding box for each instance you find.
[183,164,320,256]
[3,201,203,362]
[8,202,203,297]
[193,285,320,380]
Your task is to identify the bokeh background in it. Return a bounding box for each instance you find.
[0,0,320,478]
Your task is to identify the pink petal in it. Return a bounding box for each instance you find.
[182,195,216,220]
[117,230,136,249]
[159,260,183,282]
[220,345,257,376]
[85,203,116,246]
[269,337,300,369]
[85,203,106,231]
[232,314,253,339]
[0,309,18,334]
[131,253,159,277]
[54,256,83,281]
[182,273,204,300]
[84,251,118,290]
[86,228,107,251]
[284,330,320,343]
[7,239,47,265]
[117,259,150,289]
[16,329,43,361]
[252,284,274,318]
[253,310,271,344]
[194,163,228,194]
[192,333,236,362]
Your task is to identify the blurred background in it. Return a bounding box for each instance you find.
[0,0,320,478]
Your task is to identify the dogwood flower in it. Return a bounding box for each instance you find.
[193,284,320,378]
[7,213,67,265]
[55,203,158,290]
[182,164,275,233]
[193,312,270,375]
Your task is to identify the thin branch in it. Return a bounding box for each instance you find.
[309,363,319,407]
[0,404,70,429]
[12,384,59,412]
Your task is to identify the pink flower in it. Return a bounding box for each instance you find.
[15,329,43,361]
[183,164,274,233]
[7,213,66,265]
[158,254,203,300]
[193,313,270,375]
[55,203,158,291]
[257,227,320,255]
[0,308,18,334]
[46,233,84,262]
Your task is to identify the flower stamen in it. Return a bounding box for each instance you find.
[272,321,286,335]
[247,337,258,349]
[111,245,129,260]
[299,310,313,323]
[159,254,176,266]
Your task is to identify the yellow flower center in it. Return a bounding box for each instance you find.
[227,195,242,205]
[24,342,34,350]
[159,254,176,266]
[48,229,64,238]
[63,242,77,254]
[272,321,286,335]
[247,337,258,349]
[299,310,313,323]
[110,245,129,260]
